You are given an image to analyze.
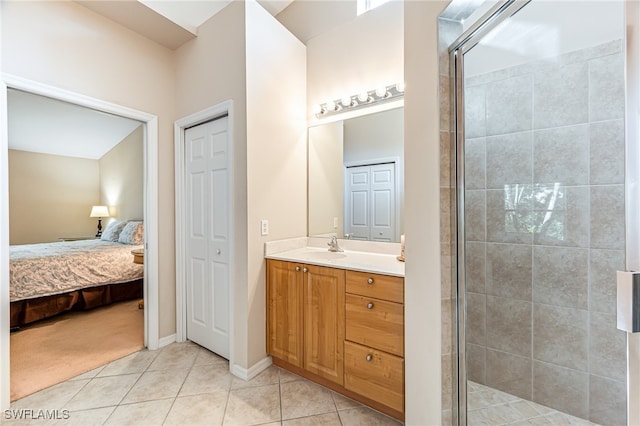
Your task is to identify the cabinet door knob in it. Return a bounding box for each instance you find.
[303,267,308,273]
[295,266,300,272]
[216,249,221,255]
[367,302,374,309]
[367,278,374,285]
[366,354,373,362]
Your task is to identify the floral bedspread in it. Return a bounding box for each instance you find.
[10,239,144,302]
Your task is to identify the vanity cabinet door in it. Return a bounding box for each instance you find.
[267,260,304,368]
[303,264,345,385]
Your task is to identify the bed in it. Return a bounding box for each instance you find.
[10,222,144,328]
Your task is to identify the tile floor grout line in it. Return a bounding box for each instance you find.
[332,391,346,426]
[159,397,177,425]
[220,373,233,426]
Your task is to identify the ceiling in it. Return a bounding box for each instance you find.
[140,0,295,32]
[8,90,142,160]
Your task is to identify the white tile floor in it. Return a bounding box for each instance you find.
[467,382,600,426]
[5,341,403,426]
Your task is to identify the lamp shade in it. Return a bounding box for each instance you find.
[89,205,110,218]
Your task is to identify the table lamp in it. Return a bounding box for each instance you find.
[90,205,110,237]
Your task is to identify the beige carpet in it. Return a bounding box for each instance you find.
[10,299,144,401]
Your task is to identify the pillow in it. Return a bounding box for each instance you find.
[101,220,127,242]
[118,221,144,245]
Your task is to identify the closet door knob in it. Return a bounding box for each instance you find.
[216,249,221,255]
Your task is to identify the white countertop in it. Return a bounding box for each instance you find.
[265,245,405,277]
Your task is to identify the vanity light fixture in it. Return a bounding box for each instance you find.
[315,82,404,118]
[341,95,355,108]
[357,91,371,103]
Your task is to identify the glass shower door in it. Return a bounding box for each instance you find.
[455,1,627,424]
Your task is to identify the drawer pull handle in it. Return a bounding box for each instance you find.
[367,302,374,309]
[366,354,373,362]
[303,267,308,273]
[367,278,374,285]
[295,266,300,272]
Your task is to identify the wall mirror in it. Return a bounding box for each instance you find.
[308,107,404,242]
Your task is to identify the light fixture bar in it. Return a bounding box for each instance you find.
[314,82,404,118]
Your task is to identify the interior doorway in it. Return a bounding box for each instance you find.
[0,74,160,410]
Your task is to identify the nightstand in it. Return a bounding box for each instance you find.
[131,248,145,310]
[131,248,144,264]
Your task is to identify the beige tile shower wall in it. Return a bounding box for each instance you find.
[463,40,627,425]
[438,16,462,426]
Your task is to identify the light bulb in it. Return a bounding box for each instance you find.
[312,104,323,115]
[326,100,336,111]
[341,96,352,108]
[395,82,405,92]
[358,92,370,103]
[375,86,388,98]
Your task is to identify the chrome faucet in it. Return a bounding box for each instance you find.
[327,235,344,252]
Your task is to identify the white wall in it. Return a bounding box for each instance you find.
[404,1,451,424]
[308,120,344,237]
[175,0,306,370]
[99,125,144,222]
[2,0,176,338]
[8,150,99,244]
[343,107,403,163]
[245,0,307,367]
[306,0,404,125]
[174,0,250,367]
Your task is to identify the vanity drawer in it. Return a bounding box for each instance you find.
[345,271,404,304]
[345,294,404,356]
[344,341,404,413]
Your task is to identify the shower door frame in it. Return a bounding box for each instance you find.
[448,0,640,424]
[449,2,531,424]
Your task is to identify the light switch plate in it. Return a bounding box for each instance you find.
[261,219,269,236]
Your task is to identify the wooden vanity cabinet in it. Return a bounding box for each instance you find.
[266,259,345,385]
[266,259,405,420]
[266,260,304,367]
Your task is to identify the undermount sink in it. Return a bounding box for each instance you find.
[304,251,347,260]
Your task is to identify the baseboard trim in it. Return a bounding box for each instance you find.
[158,334,176,349]
[230,356,272,381]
